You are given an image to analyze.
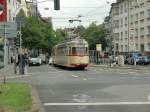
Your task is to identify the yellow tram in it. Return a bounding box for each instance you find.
[52,39,89,69]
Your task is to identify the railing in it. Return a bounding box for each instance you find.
[89,50,114,65]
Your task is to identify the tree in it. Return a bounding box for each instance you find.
[21,16,67,53]
[82,23,107,50]
[22,16,53,50]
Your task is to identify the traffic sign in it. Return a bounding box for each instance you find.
[96,44,102,51]
[0,22,17,38]
[0,22,17,30]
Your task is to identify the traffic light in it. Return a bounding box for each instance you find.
[14,37,20,48]
[54,0,60,10]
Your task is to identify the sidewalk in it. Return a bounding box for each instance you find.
[0,64,15,77]
[0,64,29,80]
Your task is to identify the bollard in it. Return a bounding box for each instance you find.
[3,76,6,84]
[134,60,137,66]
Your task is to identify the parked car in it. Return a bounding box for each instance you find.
[125,53,142,65]
[48,57,53,65]
[137,56,150,65]
[28,56,42,66]
[39,54,46,64]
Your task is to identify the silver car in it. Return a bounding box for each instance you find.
[29,57,42,66]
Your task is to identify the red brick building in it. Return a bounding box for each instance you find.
[0,0,7,22]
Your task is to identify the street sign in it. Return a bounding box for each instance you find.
[96,44,102,51]
[0,22,17,38]
[0,22,17,30]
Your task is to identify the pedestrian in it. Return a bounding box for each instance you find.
[17,54,27,75]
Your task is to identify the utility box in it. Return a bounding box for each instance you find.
[118,55,124,66]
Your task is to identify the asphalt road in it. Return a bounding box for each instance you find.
[6,65,150,112]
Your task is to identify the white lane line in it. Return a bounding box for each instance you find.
[72,75,79,78]
[128,72,137,74]
[44,102,150,106]
[119,73,127,75]
[83,78,87,80]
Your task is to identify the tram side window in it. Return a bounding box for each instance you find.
[72,47,76,55]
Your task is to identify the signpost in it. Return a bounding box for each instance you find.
[96,44,102,51]
[0,22,17,66]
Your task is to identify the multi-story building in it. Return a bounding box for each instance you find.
[104,16,113,53]
[0,0,29,22]
[26,0,37,17]
[0,0,31,66]
[108,0,150,56]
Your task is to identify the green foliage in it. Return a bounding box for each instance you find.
[16,9,26,18]
[22,16,67,52]
[81,23,107,50]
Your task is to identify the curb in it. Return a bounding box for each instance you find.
[0,74,31,81]
[90,64,141,70]
[32,86,46,112]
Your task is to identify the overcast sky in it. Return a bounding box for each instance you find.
[37,0,116,29]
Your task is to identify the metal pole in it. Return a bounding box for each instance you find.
[3,24,8,84]
[36,0,38,17]
[4,24,7,66]
[127,0,130,53]
[19,21,23,74]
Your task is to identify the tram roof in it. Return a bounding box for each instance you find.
[55,39,88,47]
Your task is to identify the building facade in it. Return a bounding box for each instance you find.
[108,0,150,56]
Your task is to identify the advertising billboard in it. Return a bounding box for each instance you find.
[0,0,7,22]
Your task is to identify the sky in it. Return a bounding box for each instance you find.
[37,0,116,29]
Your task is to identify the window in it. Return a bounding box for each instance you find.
[148,43,150,50]
[120,5,123,14]
[135,29,138,36]
[72,47,88,55]
[121,32,123,40]
[147,26,150,33]
[113,7,119,15]
[124,2,127,12]
[135,13,138,21]
[121,45,123,52]
[140,11,144,19]
[130,15,133,23]
[113,20,119,28]
[120,19,123,27]
[147,9,150,16]
[9,10,11,21]
[140,27,144,35]
[125,31,128,38]
[125,45,128,52]
[125,17,127,26]
[135,44,138,50]
[140,19,144,24]
[115,33,119,40]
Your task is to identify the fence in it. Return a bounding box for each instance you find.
[89,50,113,65]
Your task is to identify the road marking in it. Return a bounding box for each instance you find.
[128,72,137,74]
[0,75,30,80]
[144,73,150,75]
[83,78,87,80]
[119,73,127,75]
[72,75,79,78]
[48,88,56,96]
[44,102,150,106]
